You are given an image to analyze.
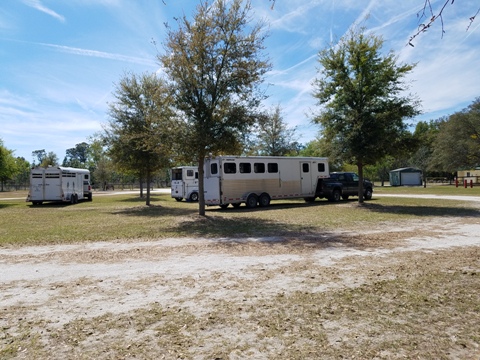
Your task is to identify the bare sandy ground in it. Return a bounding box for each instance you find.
[1,217,479,325]
[1,194,479,358]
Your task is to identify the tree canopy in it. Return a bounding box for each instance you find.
[430,98,480,172]
[247,105,300,156]
[312,27,421,201]
[160,0,271,215]
[104,72,176,205]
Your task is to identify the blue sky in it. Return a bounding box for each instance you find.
[1,0,479,163]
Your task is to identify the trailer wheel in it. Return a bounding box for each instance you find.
[189,192,199,202]
[175,198,183,202]
[232,203,241,208]
[304,197,315,203]
[220,204,229,209]
[259,193,270,207]
[246,194,258,209]
[342,195,349,200]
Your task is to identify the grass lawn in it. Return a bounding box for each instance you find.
[1,187,479,246]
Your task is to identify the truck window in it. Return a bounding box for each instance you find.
[302,163,309,172]
[186,169,194,177]
[352,173,359,181]
[317,163,325,172]
[224,163,236,174]
[210,163,218,175]
[268,163,278,173]
[254,163,265,173]
[240,163,251,174]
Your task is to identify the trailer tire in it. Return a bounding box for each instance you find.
[189,192,199,202]
[304,197,316,203]
[232,203,241,208]
[175,198,183,202]
[258,193,270,207]
[220,204,229,209]
[246,194,258,209]
[342,195,349,200]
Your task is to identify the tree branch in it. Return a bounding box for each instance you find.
[408,0,479,46]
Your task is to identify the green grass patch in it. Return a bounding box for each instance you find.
[1,191,479,246]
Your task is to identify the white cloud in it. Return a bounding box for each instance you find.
[21,0,65,22]
[36,42,157,67]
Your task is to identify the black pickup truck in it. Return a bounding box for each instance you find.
[311,172,373,202]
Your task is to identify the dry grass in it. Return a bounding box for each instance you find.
[1,190,480,359]
[1,242,479,359]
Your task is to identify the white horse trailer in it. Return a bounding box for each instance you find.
[26,166,91,205]
[171,166,199,202]
[204,156,329,208]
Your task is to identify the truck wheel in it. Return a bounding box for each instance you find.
[329,190,341,202]
[258,193,270,207]
[246,194,258,209]
[364,188,373,200]
[189,192,199,202]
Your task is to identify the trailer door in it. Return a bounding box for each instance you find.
[204,160,221,205]
[300,162,313,194]
[45,170,62,200]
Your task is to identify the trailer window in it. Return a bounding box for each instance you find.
[172,169,183,180]
[224,163,236,174]
[195,172,199,179]
[186,169,194,177]
[254,163,265,173]
[239,163,251,174]
[302,163,310,173]
[210,163,218,175]
[317,163,325,172]
[267,163,278,173]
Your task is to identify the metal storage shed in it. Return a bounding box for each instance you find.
[389,167,422,186]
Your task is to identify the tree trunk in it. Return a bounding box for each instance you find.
[145,171,151,206]
[198,156,206,216]
[357,160,365,204]
[139,178,144,198]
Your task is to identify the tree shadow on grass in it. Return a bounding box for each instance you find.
[361,201,480,218]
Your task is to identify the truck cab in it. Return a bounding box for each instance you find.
[317,172,373,201]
